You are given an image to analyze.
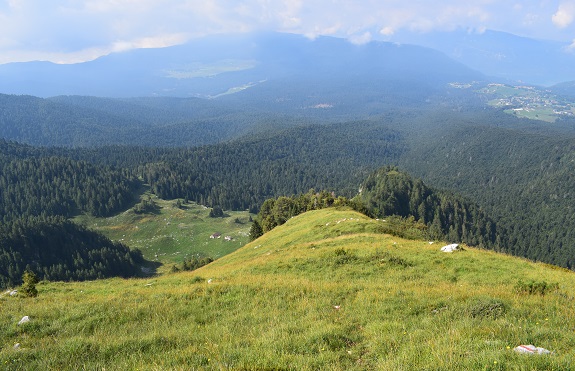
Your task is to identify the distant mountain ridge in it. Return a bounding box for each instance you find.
[391,29,575,86]
[0,32,482,98]
[550,80,575,98]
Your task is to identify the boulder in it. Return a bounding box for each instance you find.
[440,243,459,253]
[513,344,551,355]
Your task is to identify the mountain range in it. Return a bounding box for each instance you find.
[1,30,574,99]
[1,32,483,98]
[391,29,575,86]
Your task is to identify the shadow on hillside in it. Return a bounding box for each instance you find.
[139,260,163,277]
[121,183,151,213]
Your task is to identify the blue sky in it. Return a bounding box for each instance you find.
[0,0,574,64]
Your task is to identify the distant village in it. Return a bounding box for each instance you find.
[450,82,575,119]
[484,83,574,117]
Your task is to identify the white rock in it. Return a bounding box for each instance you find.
[9,290,18,296]
[440,243,459,253]
[13,343,21,350]
[513,344,551,355]
[18,316,30,325]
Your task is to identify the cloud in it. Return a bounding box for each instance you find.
[349,31,372,45]
[380,27,395,37]
[553,2,575,28]
[110,34,190,52]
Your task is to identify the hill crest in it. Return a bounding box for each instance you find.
[2,207,575,369]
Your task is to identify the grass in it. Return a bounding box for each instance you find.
[74,194,252,266]
[3,208,575,369]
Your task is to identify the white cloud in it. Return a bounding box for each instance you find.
[553,2,575,28]
[349,31,372,45]
[110,34,190,52]
[380,26,395,36]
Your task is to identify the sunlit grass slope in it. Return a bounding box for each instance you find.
[3,208,575,370]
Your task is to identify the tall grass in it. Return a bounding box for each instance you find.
[2,208,575,369]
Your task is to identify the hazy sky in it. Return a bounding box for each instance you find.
[0,0,574,64]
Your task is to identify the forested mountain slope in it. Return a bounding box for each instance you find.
[0,217,143,288]
[399,119,575,268]
[0,140,144,288]
[0,94,298,147]
[357,167,500,248]
[73,122,405,211]
[0,139,138,221]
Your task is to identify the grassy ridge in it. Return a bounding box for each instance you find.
[2,208,575,369]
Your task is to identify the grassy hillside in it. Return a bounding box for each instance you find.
[2,208,575,369]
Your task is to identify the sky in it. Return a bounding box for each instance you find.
[0,0,574,64]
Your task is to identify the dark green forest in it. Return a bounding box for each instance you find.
[0,139,138,221]
[357,166,500,248]
[0,140,143,287]
[0,216,143,288]
[399,123,575,269]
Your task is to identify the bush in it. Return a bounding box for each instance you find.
[332,248,358,265]
[21,270,39,298]
[182,257,214,271]
[209,206,224,218]
[467,297,507,319]
[515,280,559,296]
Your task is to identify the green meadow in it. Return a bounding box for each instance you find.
[3,208,575,369]
[74,194,252,267]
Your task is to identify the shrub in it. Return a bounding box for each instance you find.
[467,297,507,319]
[182,257,214,271]
[209,206,224,218]
[21,270,39,298]
[515,280,559,296]
[369,249,414,268]
[332,248,358,265]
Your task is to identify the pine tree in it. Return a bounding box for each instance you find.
[21,270,39,297]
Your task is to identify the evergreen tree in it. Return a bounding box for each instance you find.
[21,270,39,297]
